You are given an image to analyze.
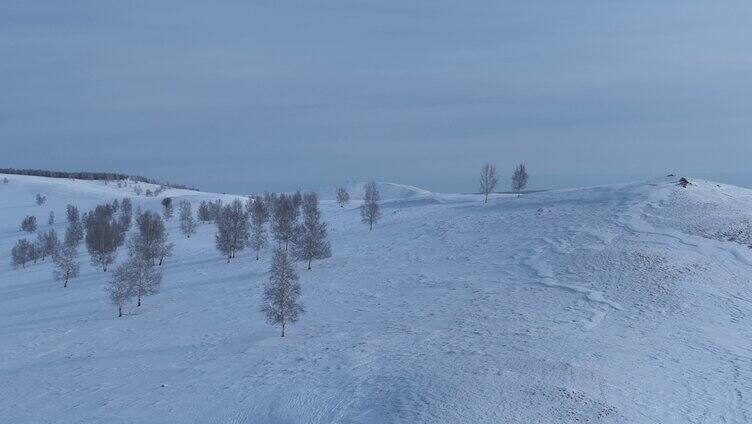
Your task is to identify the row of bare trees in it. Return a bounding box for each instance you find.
[479,162,529,203]
[212,191,332,269]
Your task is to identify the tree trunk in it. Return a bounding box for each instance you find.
[370,221,373,231]
[281,322,285,337]
[118,305,122,317]
[64,278,68,288]
[137,294,141,307]
[484,193,488,203]
[307,258,312,270]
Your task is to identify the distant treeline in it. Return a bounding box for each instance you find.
[0,168,198,191]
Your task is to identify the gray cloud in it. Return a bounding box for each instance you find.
[1,1,750,193]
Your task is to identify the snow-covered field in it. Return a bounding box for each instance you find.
[1,174,750,423]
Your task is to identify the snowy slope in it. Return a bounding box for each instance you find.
[1,174,750,423]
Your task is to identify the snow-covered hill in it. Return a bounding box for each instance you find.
[1,174,750,423]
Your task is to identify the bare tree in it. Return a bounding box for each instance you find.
[215,199,249,262]
[272,194,296,250]
[248,195,269,260]
[130,210,173,266]
[53,245,79,287]
[20,215,37,233]
[161,197,174,221]
[66,204,79,224]
[36,229,60,261]
[202,199,223,222]
[65,215,84,249]
[32,238,43,264]
[48,211,55,225]
[84,204,123,271]
[479,163,498,203]
[262,248,304,337]
[197,200,211,223]
[35,194,47,206]
[335,187,350,208]
[106,265,133,317]
[292,192,331,269]
[360,182,382,230]
[179,201,197,238]
[11,238,34,269]
[119,197,133,233]
[511,162,529,196]
[291,190,303,221]
[119,256,162,307]
[263,192,279,212]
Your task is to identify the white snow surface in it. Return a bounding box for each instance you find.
[1,174,750,423]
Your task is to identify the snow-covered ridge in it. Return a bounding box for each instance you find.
[1,174,750,423]
[316,181,432,201]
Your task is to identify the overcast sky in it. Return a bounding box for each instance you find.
[1,1,750,193]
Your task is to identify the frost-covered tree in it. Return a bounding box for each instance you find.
[66,204,79,224]
[335,187,350,208]
[215,199,249,262]
[118,256,162,307]
[84,204,122,271]
[53,245,79,288]
[65,216,84,249]
[291,190,303,221]
[20,215,37,233]
[197,200,211,223]
[360,182,381,231]
[272,194,296,250]
[2,177,8,184]
[292,192,331,269]
[36,229,60,261]
[29,242,40,264]
[261,248,304,337]
[263,192,278,212]
[130,211,173,266]
[11,238,34,269]
[48,211,55,225]
[35,194,47,206]
[479,163,498,203]
[511,163,529,196]
[179,201,197,238]
[161,197,174,221]
[106,265,133,317]
[248,195,269,260]
[203,199,223,222]
[119,197,133,233]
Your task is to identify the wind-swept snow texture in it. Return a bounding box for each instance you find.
[1,174,750,423]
